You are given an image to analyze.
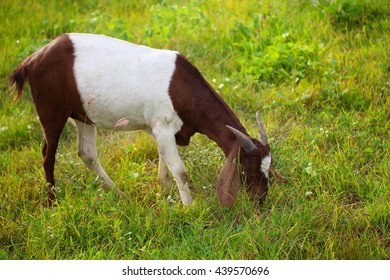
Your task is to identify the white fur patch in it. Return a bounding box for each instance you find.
[69,33,182,133]
[261,155,272,178]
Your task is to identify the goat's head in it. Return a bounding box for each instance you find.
[216,113,272,207]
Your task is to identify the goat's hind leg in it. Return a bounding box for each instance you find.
[158,153,172,192]
[74,120,128,200]
[40,113,69,206]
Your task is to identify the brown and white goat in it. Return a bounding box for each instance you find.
[9,33,282,207]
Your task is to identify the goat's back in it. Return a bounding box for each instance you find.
[10,33,184,133]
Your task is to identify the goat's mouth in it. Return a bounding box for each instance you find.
[257,192,268,203]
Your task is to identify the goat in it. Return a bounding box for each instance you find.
[9,33,284,207]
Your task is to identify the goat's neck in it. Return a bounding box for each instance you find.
[199,115,247,158]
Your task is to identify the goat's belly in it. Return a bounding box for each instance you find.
[93,118,149,132]
[82,97,183,135]
[90,118,151,133]
[83,101,148,131]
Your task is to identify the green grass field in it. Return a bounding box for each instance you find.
[0,0,389,259]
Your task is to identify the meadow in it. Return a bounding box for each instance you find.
[0,0,388,259]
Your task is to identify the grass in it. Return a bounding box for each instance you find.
[0,0,389,260]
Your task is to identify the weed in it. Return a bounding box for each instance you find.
[0,0,388,260]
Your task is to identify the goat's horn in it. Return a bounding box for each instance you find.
[256,112,268,145]
[226,125,257,153]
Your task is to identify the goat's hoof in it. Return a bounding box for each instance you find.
[182,197,194,206]
[47,198,58,207]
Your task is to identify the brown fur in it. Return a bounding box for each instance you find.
[169,54,271,207]
[8,34,91,205]
[8,35,276,207]
[169,54,246,155]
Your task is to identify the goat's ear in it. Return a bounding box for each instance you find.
[216,143,241,208]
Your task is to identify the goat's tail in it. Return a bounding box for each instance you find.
[8,57,31,102]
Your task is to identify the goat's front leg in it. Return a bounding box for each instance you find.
[153,127,193,205]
